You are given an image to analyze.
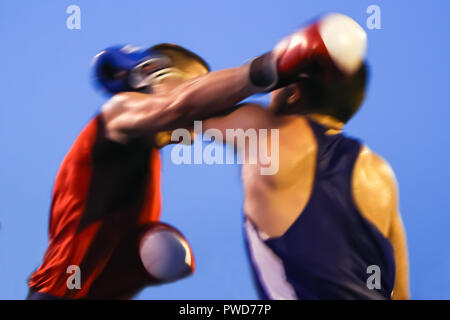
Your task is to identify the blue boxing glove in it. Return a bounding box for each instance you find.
[91,45,171,95]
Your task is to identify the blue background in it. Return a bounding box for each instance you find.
[1,0,449,299]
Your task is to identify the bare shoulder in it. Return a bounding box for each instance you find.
[223,103,272,121]
[203,103,277,132]
[101,92,148,120]
[237,104,313,131]
[99,92,140,142]
[355,146,397,190]
[352,146,398,236]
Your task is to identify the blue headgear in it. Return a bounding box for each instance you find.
[92,44,210,95]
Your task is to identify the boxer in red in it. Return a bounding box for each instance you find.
[28,44,218,299]
[27,31,324,299]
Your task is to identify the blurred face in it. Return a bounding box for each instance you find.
[148,69,187,95]
[148,70,195,148]
[269,84,303,115]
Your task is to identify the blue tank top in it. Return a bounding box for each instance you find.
[244,118,395,300]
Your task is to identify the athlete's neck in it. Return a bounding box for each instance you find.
[306,113,344,134]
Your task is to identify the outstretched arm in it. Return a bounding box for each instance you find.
[102,66,261,143]
[203,103,275,148]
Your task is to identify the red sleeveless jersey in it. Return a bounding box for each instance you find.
[29,114,162,298]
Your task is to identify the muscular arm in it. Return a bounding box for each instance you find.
[203,103,276,151]
[376,157,410,300]
[353,148,410,299]
[389,194,410,300]
[102,66,261,142]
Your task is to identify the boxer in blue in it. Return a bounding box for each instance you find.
[204,13,409,300]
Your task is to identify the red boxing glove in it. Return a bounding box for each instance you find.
[249,13,367,91]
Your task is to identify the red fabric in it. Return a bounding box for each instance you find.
[29,116,162,298]
[277,22,342,84]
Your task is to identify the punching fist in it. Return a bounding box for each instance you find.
[139,222,194,283]
[249,13,367,91]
